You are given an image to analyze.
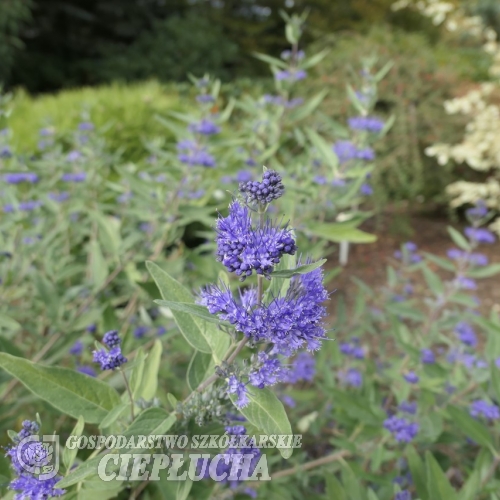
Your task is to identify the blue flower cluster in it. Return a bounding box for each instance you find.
[239,170,285,205]
[348,116,385,133]
[332,140,375,163]
[6,420,66,500]
[3,172,39,184]
[469,400,500,420]
[92,330,127,370]
[176,140,216,168]
[215,200,296,280]
[199,264,328,356]
[383,415,419,443]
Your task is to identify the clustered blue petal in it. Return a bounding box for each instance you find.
[339,339,364,359]
[447,248,488,266]
[332,140,375,163]
[215,200,296,280]
[61,172,86,182]
[177,140,216,167]
[199,266,327,355]
[395,491,412,500]
[339,368,363,387]
[455,322,477,348]
[464,227,495,244]
[469,400,500,420]
[420,348,435,364]
[348,116,385,132]
[281,352,316,383]
[4,172,39,184]
[227,375,249,409]
[93,346,127,370]
[188,119,221,135]
[248,352,285,388]
[239,170,284,205]
[404,372,419,384]
[6,420,66,500]
[383,415,419,442]
[102,330,121,348]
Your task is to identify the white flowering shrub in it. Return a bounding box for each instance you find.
[394,0,500,233]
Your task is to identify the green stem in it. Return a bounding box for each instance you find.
[120,369,135,420]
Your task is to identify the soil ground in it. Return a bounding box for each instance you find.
[328,208,500,315]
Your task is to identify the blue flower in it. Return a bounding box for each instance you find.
[339,368,363,387]
[398,401,417,415]
[470,400,500,420]
[384,416,419,442]
[196,94,215,103]
[420,348,435,364]
[77,365,96,377]
[282,352,316,383]
[466,201,488,219]
[69,340,83,356]
[188,119,221,135]
[93,346,127,371]
[78,122,94,131]
[275,69,307,81]
[102,330,121,348]
[177,140,216,167]
[215,200,296,280]
[61,172,86,182]
[133,326,149,339]
[66,150,82,162]
[455,322,477,348]
[360,183,373,196]
[4,173,39,184]
[6,421,66,499]
[404,372,419,384]
[395,491,412,500]
[199,265,327,355]
[227,375,249,408]
[248,352,285,388]
[348,116,385,132]
[239,170,284,205]
[465,227,495,244]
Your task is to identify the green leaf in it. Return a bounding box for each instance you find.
[0,314,21,332]
[154,300,222,325]
[122,407,176,439]
[147,261,219,354]
[187,351,214,391]
[253,52,288,69]
[406,445,428,500]
[305,128,338,173]
[99,403,129,430]
[0,353,120,423]
[89,240,108,291]
[458,470,480,500]
[90,211,122,261]
[305,222,376,243]
[63,416,85,472]
[129,348,146,399]
[447,406,495,453]
[423,252,456,272]
[302,49,329,69]
[422,266,444,295]
[425,452,458,500]
[447,226,470,251]
[491,364,500,403]
[467,264,500,278]
[271,259,326,278]
[326,475,347,500]
[176,478,193,500]
[139,339,162,400]
[231,388,293,459]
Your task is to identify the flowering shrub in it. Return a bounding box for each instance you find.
[1,8,500,500]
